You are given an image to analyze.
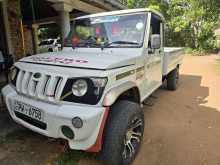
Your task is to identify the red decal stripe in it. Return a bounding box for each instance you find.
[86,107,110,153]
[30,57,88,64]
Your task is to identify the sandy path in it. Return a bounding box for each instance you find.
[133,55,220,165]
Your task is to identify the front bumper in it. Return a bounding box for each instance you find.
[1,85,106,151]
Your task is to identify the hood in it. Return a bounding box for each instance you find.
[19,50,138,70]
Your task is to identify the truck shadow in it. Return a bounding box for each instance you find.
[147,74,210,106]
[135,74,220,165]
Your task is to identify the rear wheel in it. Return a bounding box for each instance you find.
[167,67,179,91]
[101,100,144,165]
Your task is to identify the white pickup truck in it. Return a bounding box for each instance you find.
[2,8,184,165]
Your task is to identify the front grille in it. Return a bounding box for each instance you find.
[15,69,66,101]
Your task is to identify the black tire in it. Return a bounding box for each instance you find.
[48,48,53,52]
[167,67,179,91]
[100,100,144,165]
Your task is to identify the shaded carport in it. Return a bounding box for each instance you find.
[20,0,127,54]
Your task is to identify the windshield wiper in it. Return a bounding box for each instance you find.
[71,41,97,49]
[104,41,140,48]
[69,40,140,50]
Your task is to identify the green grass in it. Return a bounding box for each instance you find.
[0,131,24,145]
[56,150,97,165]
[0,129,98,164]
[184,47,217,56]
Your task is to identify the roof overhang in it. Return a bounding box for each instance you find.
[47,0,126,13]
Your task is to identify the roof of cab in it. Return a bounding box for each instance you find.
[75,8,165,21]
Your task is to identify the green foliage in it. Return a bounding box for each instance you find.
[56,150,96,165]
[76,26,94,39]
[127,0,148,8]
[126,0,220,52]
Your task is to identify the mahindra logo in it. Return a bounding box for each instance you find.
[33,72,41,79]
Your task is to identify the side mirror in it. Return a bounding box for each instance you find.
[151,34,161,49]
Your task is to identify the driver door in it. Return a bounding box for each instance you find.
[144,14,163,95]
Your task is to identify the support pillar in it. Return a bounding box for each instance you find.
[60,10,70,41]
[32,24,39,54]
[1,0,13,55]
[52,2,73,45]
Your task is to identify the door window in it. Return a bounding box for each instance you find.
[148,14,162,49]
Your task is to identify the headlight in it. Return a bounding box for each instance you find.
[90,78,107,88]
[72,79,88,97]
[61,77,107,105]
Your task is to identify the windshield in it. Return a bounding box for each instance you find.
[64,12,147,48]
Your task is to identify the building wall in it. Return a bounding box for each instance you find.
[0,2,7,55]
[24,26,34,55]
[7,0,24,60]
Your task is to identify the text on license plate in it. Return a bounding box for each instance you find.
[14,101,44,122]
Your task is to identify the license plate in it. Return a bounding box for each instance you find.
[14,101,44,122]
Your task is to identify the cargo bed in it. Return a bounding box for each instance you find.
[163,47,184,76]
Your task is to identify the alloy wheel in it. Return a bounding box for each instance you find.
[122,117,144,161]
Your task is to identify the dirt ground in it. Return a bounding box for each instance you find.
[134,55,220,165]
[1,55,220,165]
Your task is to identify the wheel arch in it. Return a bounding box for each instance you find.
[102,81,141,106]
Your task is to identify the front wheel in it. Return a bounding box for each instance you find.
[48,48,53,52]
[101,101,144,165]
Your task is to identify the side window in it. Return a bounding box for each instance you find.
[148,14,162,49]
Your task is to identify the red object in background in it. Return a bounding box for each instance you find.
[112,24,121,35]
[96,26,101,35]
[71,36,79,46]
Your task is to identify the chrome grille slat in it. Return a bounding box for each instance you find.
[55,78,63,99]
[21,72,31,94]
[43,76,50,96]
[45,76,57,100]
[28,79,37,96]
[55,77,68,100]
[36,74,48,99]
[16,70,25,92]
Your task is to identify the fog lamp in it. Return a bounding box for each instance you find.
[61,126,74,139]
[72,117,83,129]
